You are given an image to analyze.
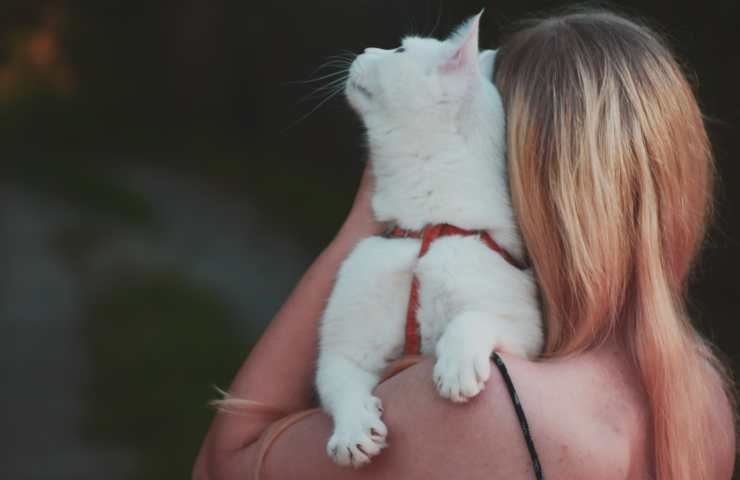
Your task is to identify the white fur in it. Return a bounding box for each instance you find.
[316,13,543,468]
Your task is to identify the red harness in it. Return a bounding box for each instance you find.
[384,223,525,355]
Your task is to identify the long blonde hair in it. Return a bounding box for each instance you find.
[494,9,736,479]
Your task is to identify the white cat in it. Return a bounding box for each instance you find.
[316,12,543,468]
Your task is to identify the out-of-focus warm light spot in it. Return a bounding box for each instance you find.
[0,7,76,103]
[28,31,57,69]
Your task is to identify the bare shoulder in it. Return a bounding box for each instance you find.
[373,349,650,479]
[490,350,652,479]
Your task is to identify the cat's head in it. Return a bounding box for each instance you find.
[345,12,498,128]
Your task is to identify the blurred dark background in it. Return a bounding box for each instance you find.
[0,1,737,479]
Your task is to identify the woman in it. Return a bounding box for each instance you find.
[193,9,736,479]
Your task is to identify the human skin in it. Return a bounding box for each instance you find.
[192,162,735,479]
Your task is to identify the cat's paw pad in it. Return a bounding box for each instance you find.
[433,342,491,403]
[327,397,387,468]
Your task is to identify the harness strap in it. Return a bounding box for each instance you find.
[385,223,524,355]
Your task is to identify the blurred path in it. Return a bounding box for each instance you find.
[0,167,310,479]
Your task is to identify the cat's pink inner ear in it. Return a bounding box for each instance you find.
[441,13,482,73]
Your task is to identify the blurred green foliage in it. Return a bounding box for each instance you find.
[81,271,249,480]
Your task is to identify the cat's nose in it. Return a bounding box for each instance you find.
[364,48,386,55]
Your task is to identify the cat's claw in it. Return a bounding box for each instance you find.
[327,397,388,468]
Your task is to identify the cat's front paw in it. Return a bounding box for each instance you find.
[433,333,492,403]
[327,396,387,468]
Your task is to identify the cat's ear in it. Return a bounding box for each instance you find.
[441,11,483,74]
[479,49,497,79]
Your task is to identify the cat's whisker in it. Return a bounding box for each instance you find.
[309,50,355,69]
[286,59,352,87]
[337,49,358,58]
[298,70,350,97]
[314,57,354,70]
[406,12,420,37]
[326,55,356,64]
[283,85,346,133]
[304,82,349,105]
[426,1,444,37]
[285,74,348,94]
[289,68,350,86]
[300,77,349,102]
[313,54,355,69]
[299,86,344,104]
[282,50,356,132]
[325,50,356,59]
[288,57,353,85]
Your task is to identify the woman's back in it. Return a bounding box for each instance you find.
[494,341,651,479]
[487,344,734,479]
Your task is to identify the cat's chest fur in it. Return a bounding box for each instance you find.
[367,124,524,262]
[377,231,526,357]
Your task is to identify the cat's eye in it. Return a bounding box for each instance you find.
[394,47,405,53]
